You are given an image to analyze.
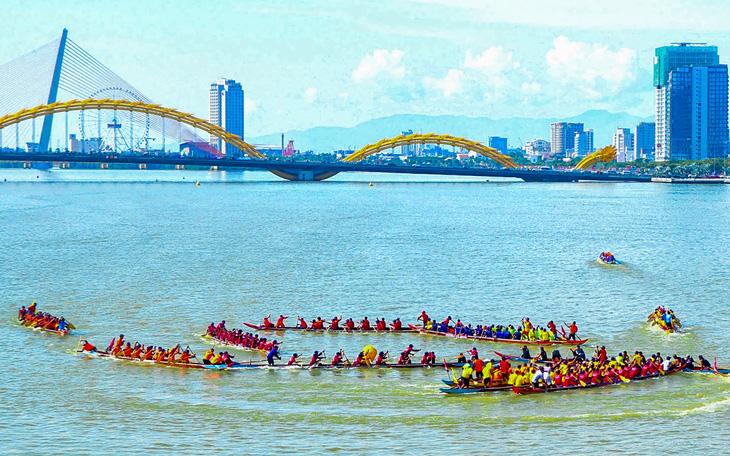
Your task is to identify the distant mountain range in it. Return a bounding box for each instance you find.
[249,110,653,153]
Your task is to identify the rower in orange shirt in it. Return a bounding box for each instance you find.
[297,317,308,329]
[275,315,288,329]
[417,311,429,327]
[262,315,274,329]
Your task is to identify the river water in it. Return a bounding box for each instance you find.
[1,168,729,455]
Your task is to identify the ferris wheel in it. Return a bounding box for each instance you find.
[79,87,151,153]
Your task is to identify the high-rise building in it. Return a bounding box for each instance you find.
[551,122,584,157]
[209,78,244,156]
[488,136,508,155]
[654,43,728,160]
[634,122,656,160]
[573,129,594,158]
[613,128,635,162]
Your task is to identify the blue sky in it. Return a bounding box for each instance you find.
[2,0,730,137]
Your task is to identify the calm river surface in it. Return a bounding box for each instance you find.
[1,168,729,455]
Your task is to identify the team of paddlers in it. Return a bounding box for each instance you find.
[647,306,682,332]
[416,311,581,341]
[78,334,197,364]
[454,345,713,389]
[599,251,619,264]
[261,314,405,331]
[18,302,72,334]
[206,321,280,351]
[21,303,723,394]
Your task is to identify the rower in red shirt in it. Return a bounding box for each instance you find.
[499,356,511,375]
[442,316,452,326]
[288,353,301,365]
[309,350,325,367]
[275,315,288,329]
[391,318,402,330]
[297,317,308,329]
[417,311,429,327]
[345,319,355,331]
[331,350,344,366]
[330,316,342,331]
[403,344,420,357]
[262,315,274,329]
[375,351,388,365]
[360,317,371,331]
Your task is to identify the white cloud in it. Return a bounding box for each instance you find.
[461,46,521,89]
[244,98,261,117]
[423,69,465,98]
[303,87,318,103]
[352,49,406,83]
[521,81,541,94]
[546,36,637,87]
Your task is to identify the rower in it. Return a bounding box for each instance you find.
[375,351,388,365]
[456,353,467,363]
[275,315,288,329]
[397,351,410,365]
[352,352,366,367]
[521,345,531,359]
[551,348,562,361]
[80,340,97,353]
[460,361,474,388]
[538,347,548,362]
[403,344,420,357]
[331,350,344,366]
[266,346,280,366]
[360,317,371,331]
[532,367,546,387]
[391,318,403,331]
[330,316,342,331]
[288,353,301,366]
[297,317,308,329]
[180,349,191,364]
[18,306,27,320]
[210,351,223,365]
[499,356,511,377]
[309,350,325,367]
[28,301,36,314]
[698,355,712,370]
[468,347,479,359]
[345,318,355,331]
[57,317,67,331]
[564,321,578,341]
[203,348,215,365]
[572,345,586,362]
[417,310,429,327]
[262,315,274,329]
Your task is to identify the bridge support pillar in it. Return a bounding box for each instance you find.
[139,163,146,170]
[176,164,184,170]
[298,170,315,181]
[100,163,108,169]
[59,162,70,169]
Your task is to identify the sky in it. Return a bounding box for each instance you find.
[2,0,730,138]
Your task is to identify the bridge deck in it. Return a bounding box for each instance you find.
[0,152,652,183]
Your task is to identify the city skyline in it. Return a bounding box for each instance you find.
[2,1,730,138]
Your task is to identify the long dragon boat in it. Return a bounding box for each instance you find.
[76,348,228,370]
[512,367,685,395]
[243,322,414,333]
[407,325,588,346]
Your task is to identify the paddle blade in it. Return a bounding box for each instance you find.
[620,375,631,383]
